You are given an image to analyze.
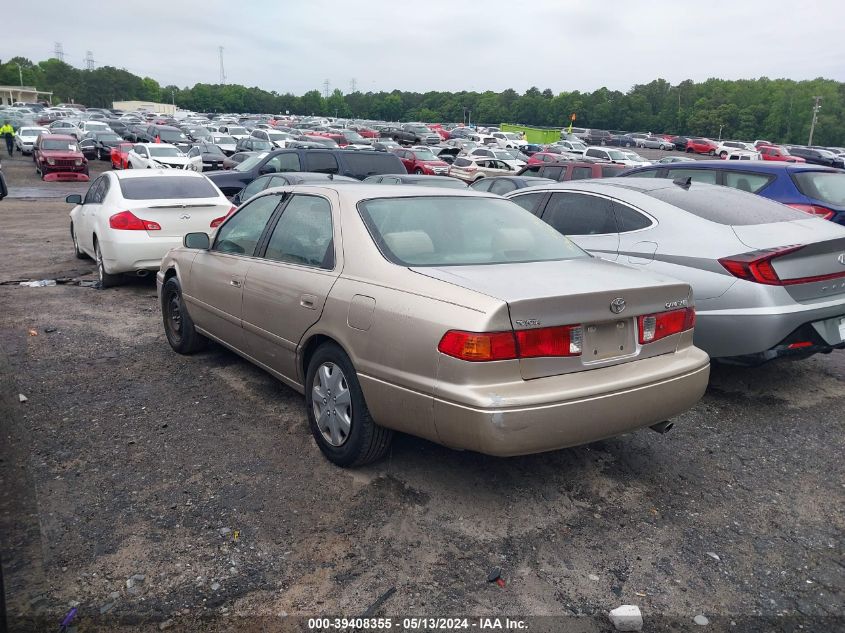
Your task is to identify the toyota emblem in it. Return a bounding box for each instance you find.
[610,297,626,314]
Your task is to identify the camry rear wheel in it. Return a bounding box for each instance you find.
[161,277,207,353]
[306,342,392,467]
[94,240,122,288]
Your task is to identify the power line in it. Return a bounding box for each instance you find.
[218,46,226,84]
[53,42,65,62]
[85,51,96,70]
[807,96,822,146]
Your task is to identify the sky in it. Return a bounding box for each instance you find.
[6,0,845,95]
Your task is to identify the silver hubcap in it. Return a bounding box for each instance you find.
[312,362,352,447]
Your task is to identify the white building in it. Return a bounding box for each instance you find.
[113,100,176,116]
[0,85,53,106]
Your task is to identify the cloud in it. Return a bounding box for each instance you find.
[6,0,844,95]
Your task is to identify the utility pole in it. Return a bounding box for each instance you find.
[808,96,822,146]
[218,46,226,84]
[323,79,330,99]
[350,78,357,93]
[718,124,724,141]
[15,63,23,87]
[53,42,65,62]
[85,51,95,70]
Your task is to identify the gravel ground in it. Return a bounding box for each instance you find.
[0,154,843,632]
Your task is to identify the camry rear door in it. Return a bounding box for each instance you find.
[241,193,340,383]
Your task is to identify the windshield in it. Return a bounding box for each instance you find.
[494,150,517,160]
[214,136,235,144]
[42,140,77,151]
[96,133,121,142]
[159,130,187,142]
[85,123,108,129]
[625,153,648,162]
[21,129,47,137]
[607,150,628,160]
[227,126,248,135]
[234,153,269,172]
[412,149,437,161]
[267,131,289,140]
[791,171,845,207]
[504,133,521,140]
[202,144,225,156]
[407,126,431,134]
[358,196,587,266]
[148,147,183,157]
[343,131,365,141]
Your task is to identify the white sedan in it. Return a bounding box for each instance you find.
[15,127,50,154]
[67,170,234,287]
[127,143,202,171]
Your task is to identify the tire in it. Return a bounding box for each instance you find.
[97,148,103,161]
[708,150,716,156]
[414,168,424,174]
[719,151,728,159]
[127,162,133,169]
[70,223,87,259]
[161,276,208,354]
[94,239,122,288]
[686,148,694,153]
[305,342,393,467]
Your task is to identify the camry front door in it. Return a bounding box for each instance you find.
[185,194,283,352]
[241,194,340,383]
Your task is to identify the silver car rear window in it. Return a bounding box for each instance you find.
[358,196,587,266]
[645,184,807,225]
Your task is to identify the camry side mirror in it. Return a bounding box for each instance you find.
[184,232,210,249]
[65,194,82,204]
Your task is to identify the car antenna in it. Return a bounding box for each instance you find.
[673,176,692,189]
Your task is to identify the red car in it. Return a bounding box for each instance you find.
[33,134,89,181]
[392,147,450,175]
[686,138,719,155]
[350,125,379,139]
[527,151,566,166]
[759,145,806,163]
[110,142,135,169]
[428,124,450,141]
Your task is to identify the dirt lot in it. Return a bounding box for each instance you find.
[0,154,843,632]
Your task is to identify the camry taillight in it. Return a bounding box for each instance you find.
[638,308,695,344]
[109,210,160,231]
[785,203,835,220]
[719,245,845,285]
[438,325,583,362]
[210,206,237,228]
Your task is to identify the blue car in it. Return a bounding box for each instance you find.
[621,161,845,226]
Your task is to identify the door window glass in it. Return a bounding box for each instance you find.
[240,177,270,201]
[543,193,617,235]
[509,192,544,214]
[264,152,301,173]
[489,179,517,195]
[263,196,334,269]
[212,194,281,256]
[540,166,564,180]
[84,177,104,204]
[724,171,772,193]
[304,152,339,174]
[666,169,718,184]
[570,166,593,180]
[611,201,652,232]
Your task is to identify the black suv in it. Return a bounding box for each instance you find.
[206,148,407,196]
[138,125,191,151]
[786,146,845,169]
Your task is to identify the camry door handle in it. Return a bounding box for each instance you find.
[300,294,317,309]
[230,278,242,288]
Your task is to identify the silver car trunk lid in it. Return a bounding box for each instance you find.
[732,219,845,301]
[413,259,692,379]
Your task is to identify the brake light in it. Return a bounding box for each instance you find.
[438,325,583,362]
[438,330,517,361]
[109,210,161,231]
[785,203,835,220]
[638,308,696,344]
[516,325,583,357]
[719,245,845,285]
[210,206,237,228]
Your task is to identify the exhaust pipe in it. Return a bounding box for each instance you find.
[135,270,150,277]
[650,421,674,434]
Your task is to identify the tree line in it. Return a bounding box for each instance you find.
[2,56,843,145]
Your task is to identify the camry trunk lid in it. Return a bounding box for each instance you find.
[413,258,692,379]
[731,218,845,301]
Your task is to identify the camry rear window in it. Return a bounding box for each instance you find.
[119,176,218,200]
[646,184,807,225]
[358,196,587,266]
[791,171,845,207]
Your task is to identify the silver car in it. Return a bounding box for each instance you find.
[506,179,845,364]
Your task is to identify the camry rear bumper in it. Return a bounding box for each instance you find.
[430,345,710,457]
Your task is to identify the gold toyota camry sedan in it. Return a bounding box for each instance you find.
[157,184,710,467]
